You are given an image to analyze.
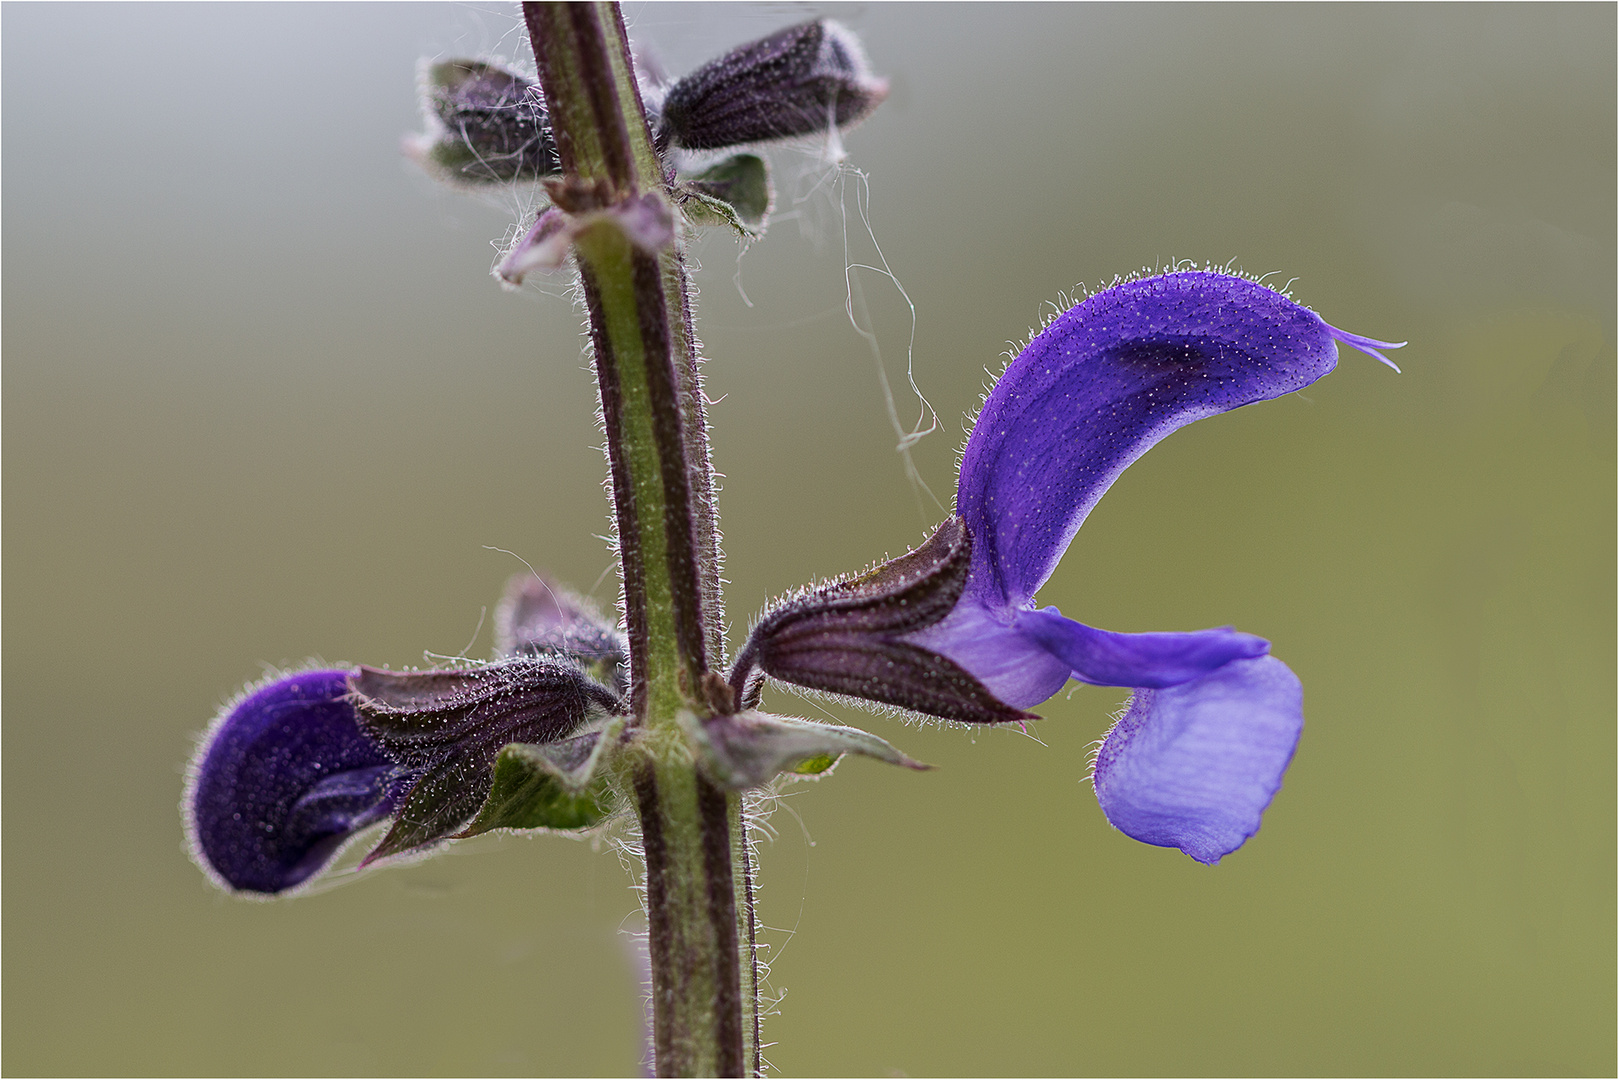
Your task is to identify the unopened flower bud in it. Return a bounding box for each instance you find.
[658,20,888,151]
[406,58,559,184]
[495,573,627,694]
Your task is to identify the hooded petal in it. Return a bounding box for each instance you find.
[958,271,1400,610]
[185,669,400,895]
[1091,654,1303,864]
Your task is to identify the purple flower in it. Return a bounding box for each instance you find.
[190,269,1402,888]
[738,270,1402,863]
[186,578,629,895]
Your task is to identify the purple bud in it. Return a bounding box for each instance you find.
[658,21,888,151]
[185,669,402,895]
[731,517,1034,725]
[406,58,559,184]
[495,573,627,695]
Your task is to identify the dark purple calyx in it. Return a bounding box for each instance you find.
[414,58,559,184]
[657,20,887,152]
[351,657,622,861]
[186,669,405,895]
[730,516,1034,725]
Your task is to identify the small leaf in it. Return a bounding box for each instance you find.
[678,190,746,236]
[680,154,772,237]
[497,207,573,284]
[499,194,676,286]
[685,709,930,790]
[455,722,624,838]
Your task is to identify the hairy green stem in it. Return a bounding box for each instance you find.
[523,4,756,1074]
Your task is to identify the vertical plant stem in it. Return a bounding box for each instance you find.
[523,4,755,1074]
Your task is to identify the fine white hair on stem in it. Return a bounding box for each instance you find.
[739,783,808,1076]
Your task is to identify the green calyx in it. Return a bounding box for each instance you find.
[456,718,627,838]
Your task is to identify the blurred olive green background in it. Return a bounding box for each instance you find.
[5,3,1613,1075]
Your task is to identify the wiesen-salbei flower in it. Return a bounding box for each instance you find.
[735,269,1403,864]
[185,577,628,895]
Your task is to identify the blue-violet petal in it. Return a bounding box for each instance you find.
[900,594,1072,711]
[186,669,399,895]
[1017,606,1269,688]
[958,271,1398,611]
[1091,654,1303,864]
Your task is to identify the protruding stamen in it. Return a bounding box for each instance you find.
[1328,325,1406,373]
